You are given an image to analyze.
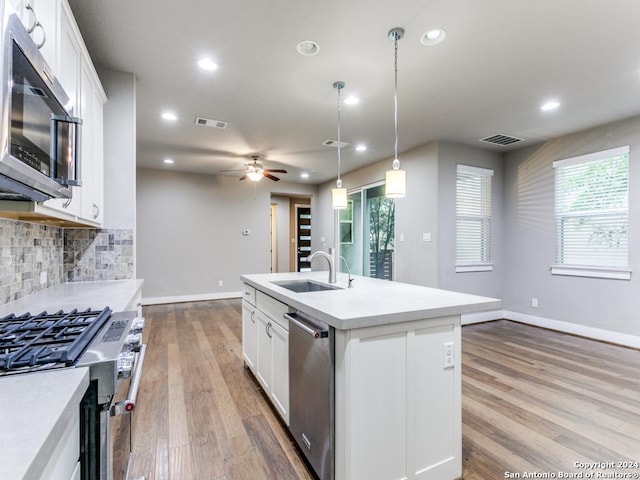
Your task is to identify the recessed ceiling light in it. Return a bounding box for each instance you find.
[420,28,447,46]
[161,111,177,121]
[355,144,367,152]
[344,95,360,105]
[296,40,320,56]
[163,158,175,164]
[198,57,218,71]
[541,100,561,111]
[300,172,310,179]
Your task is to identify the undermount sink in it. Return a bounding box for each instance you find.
[272,279,342,293]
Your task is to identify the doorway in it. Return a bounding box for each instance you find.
[339,183,395,279]
[295,204,312,271]
[270,203,277,272]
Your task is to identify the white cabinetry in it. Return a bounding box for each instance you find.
[241,285,289,425]
[242,300,257,373]
[41,0,105,227]
[37,405,80,480]
[2,0,105,227]
[334,316,462,480]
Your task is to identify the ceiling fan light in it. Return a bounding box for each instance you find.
[332,187,348,209]
[247,171,263,182]
[385,167,406,198]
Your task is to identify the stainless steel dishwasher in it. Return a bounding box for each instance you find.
[284,309,334,480]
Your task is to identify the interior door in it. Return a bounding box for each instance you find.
[295,205,312,272]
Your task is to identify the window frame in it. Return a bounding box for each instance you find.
[455,164,494,273]
[551,145,631,280]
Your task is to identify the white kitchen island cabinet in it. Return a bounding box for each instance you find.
[241,286,290,425]
[241,272,500,480]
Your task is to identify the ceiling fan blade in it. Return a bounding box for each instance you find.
[263,169,287,173]
[263,173,280,181]
[220,169,247,173]
[239,175,248,181]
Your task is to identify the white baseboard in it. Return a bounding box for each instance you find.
[500,310,640,349]
[142,291,242,306]
[461,309,505,325]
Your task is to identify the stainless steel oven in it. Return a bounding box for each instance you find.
[0,307,146,480]
[0,4,81,201]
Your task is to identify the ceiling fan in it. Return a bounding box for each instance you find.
[221,155,288,182]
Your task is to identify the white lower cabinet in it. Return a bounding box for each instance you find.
[334,316,462,480]
[255,310,290,424]
[242,300,257,373]
[241,285,289,425]
[38,406,80,480]
[268,318,289,421]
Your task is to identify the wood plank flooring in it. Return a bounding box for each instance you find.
[127,300,640,480]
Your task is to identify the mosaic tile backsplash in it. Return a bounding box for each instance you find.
[64,229,134,282]
[0,219,64,305]
[0,218,135,305]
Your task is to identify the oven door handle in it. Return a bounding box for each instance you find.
[111,343,146,416]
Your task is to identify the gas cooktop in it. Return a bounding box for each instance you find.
[0,307,113,374]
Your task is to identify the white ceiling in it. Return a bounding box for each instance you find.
[68,0,640,185]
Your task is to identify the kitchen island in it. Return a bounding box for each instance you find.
[241,271,501,480]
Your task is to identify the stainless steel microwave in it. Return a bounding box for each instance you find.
[0,5,81,202]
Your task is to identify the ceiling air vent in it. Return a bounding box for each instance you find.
[479,134,524,146]
[195,117,228,129]
[322,139,349,148]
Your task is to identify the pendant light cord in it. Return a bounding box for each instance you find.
[394,36,399,164]
[337,84,342,186]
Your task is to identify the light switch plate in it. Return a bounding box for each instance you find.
[443,342,454,368]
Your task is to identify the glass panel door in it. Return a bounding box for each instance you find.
[340,184,395,280]
[366,185,395,280]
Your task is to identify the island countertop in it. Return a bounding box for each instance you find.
[241,272,501,330]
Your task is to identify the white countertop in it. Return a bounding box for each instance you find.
[0,279,144,317]
[0,368,90,480]
[241,272,501,329]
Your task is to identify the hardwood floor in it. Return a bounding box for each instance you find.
[127,300,640,480]
[462,320,640,480]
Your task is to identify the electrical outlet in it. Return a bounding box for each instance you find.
[531,297,539,308]
[443,342,455,369]
[218,280,223,287]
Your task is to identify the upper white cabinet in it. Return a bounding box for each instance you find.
[4,0,106,227]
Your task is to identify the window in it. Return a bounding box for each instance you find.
[456,164,493,272]
[552,146,630,279]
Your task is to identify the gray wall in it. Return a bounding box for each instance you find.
[137,168,316,299]
[317,141,501,294]
[437,141,503,298]
[502,115,640,335]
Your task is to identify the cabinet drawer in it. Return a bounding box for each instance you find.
[256,291,288,330]
[242,284,256,306]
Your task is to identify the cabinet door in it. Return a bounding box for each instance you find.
[89,86,104,224]
[255,311,272,392]
[43,3,81,216]
[269,319,289,425]
[30,0,58,69]
[241,301,257,373]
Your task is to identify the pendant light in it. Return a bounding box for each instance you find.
[331,81,348,209]
[385,27,406,198]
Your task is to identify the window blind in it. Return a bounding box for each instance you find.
[553,146,629,269]
[456,165,493,266]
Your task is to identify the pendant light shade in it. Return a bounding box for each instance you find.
[385,27,406,198]
[385,161,406,198]
[332,183,348,209]
[332,81,348,209]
